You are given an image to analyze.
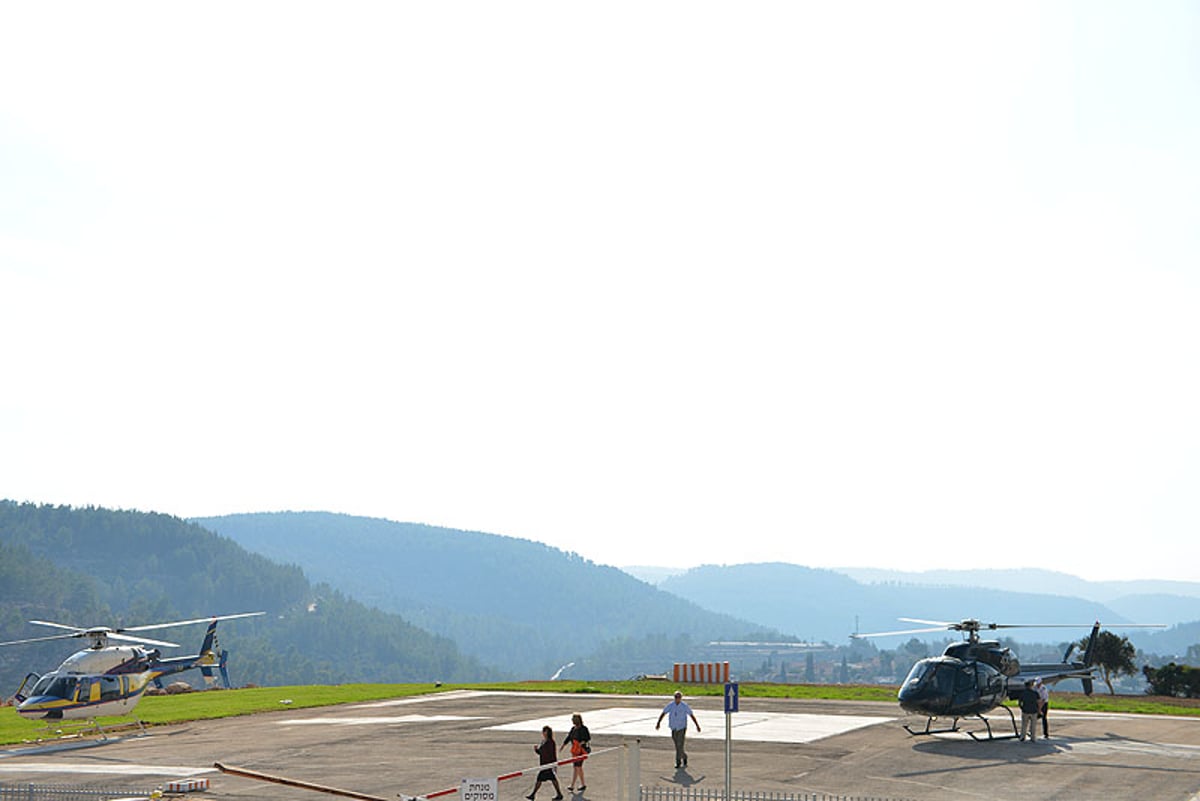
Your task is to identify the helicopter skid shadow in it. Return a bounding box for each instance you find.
[902,735,1200,783]
[912,735,1065,760]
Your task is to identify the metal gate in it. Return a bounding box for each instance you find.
[640,786,913,801]
[0,784,156,801]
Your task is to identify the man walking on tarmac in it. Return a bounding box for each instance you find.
[656,691,701,769]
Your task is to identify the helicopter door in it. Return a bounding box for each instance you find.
[14,673,40,703]
[952,663,979,709]
[76,677,97,703]
[99,676,122,702]
[975,662,1005,704]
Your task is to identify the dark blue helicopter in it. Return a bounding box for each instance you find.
[853,618,1154,740]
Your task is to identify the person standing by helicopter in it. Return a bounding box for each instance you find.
[1034,677,1050,738]
[1018,680,1040,742]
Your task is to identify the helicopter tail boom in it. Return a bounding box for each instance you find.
[152,619,226,679]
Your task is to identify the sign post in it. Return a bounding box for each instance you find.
[724,681,738,801]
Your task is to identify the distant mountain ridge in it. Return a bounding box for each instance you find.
[834,567,1200,604]
[6,502,1197,691]
[658,563,1139,645]
[200,513,1198,664]
[830,567,1200,645]
[194,511,776,678]
[653,563,1200,656]
[621,565,687,585]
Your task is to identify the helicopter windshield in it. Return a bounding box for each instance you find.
[900,658,956,699]
[30,674,78,701]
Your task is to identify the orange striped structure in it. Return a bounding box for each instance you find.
[671,661,730,683]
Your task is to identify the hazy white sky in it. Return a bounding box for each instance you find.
[3,2,1198,582]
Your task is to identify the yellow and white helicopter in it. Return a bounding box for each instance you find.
[2,612,263,720]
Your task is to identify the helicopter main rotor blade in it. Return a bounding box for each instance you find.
[27,620,87,632]
[3,613,264,648]
[858,618,1168,641]
[972,622,1166,630]
[897,618,1096,630]
[0,632,86,647]
[106,632,181,648]
[119,612,265,633]
[897,618,957,627]
[852,625,955,639]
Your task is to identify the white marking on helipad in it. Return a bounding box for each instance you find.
[1068,739,1200,759]
[279,714,485,726]
[351,690,484,708]
[0,762,212,777]
[488,707,893,744]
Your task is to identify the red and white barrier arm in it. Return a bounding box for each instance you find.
[215,762,391,801]
[417,746,621,800]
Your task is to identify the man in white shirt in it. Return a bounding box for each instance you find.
[1035,677,1050,738]
[655,691,701,769]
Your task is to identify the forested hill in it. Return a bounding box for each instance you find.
[194,511,777,677]
[0,502,491,691]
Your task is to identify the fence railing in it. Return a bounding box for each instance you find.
[0,784,156,801]
[640,786,913,801]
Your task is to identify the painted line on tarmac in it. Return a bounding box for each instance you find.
[1066,738,1200,759]
[0,762,213,777]
[0,739,117,759]
[278,714,485,726]
[1050,708,1200,723]
[488,707,894,744]
[351,690,486,708]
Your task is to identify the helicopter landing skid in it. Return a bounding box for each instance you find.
[903,707,1021,740]
[903,717,962,737]
[965,706,1020,741]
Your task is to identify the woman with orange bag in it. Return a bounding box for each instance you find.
[561,713,591,794]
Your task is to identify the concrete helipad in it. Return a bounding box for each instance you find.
[487,705,894,744]
[0,690,1198,801]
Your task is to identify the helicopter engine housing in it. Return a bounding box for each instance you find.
[943,640,1019,677]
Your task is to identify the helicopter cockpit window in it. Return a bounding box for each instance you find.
[45,676,78,701]
[99,676,121,702]
[955,663,977,692]
[902,661,928,689]
[903,659,955,697]
[931,663,955,696]
[30,675,54,696]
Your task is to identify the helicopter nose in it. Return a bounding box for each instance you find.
[897,687,929,715]
[15,697,61,719]
[897,659,940,714]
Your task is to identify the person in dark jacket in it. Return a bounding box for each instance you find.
[562,712,591,793]
[527,726,564,801]
[1018,680,1040,741]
